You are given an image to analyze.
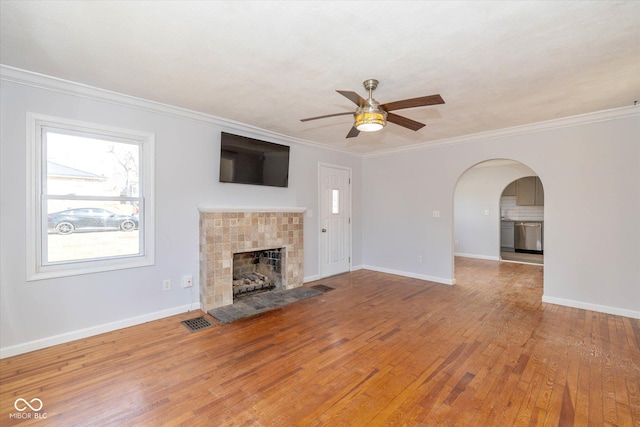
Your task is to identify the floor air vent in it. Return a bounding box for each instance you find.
[310,284,335,292]
[181,316,213,332]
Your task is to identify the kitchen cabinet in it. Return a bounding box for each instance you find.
[535,178,545,205]
[502,181,516,196]
[501,221,515,251]
[516,176,544,206]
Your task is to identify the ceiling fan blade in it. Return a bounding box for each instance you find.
[386,112,426,131]
[346,127,360,138]
[336,90,368,107]
[381,94,444,112]
[300,111,354,122]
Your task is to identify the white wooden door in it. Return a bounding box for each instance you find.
[319,164,351,277]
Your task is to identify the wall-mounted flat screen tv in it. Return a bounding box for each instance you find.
[219,132,290,188]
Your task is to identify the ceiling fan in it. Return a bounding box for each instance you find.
[300,79,444,138]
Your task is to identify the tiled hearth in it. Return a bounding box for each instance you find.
[198,207,305,311]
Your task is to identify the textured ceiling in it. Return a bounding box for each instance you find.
[1,1,639,155]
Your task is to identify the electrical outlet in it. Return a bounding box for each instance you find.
[417,255,422,263]
[182,275,193,288]
[432,210,440,218]
[163,279,171,291]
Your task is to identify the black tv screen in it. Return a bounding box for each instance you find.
[219,132,290,187]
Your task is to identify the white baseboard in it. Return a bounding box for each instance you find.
[303,264,364,283]
[303,274,321,283]
[454,252,500,261]
[542,295,640,319]
[0,303,202,359]
[360,265,455,285]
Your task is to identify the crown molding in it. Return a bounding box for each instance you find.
[365,104,640,158]
[0,64,357,157]
[3,64,637,160]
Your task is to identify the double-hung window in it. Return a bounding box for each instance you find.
[27,113,155,280]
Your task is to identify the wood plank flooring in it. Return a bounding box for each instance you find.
[500,251,544,265]
[1,258,639,426]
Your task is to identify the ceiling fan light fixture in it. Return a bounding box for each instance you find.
[300,78,442,138]
[354,107,387,132]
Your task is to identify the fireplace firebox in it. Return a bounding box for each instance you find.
[233,248,283,298]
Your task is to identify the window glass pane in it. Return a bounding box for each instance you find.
[46,131,140,198]
[44,129,143,264]
[332,189,340,214]
[46,200,141,263]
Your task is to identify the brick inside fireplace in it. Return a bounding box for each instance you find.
[232,248,283,298]
[198,209,304,311]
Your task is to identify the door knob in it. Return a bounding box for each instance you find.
[321,228,327,232]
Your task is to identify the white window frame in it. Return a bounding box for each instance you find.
[26,113,155,280]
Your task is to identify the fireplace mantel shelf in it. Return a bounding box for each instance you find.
[197,206,307,213]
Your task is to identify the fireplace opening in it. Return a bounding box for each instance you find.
[232,248,284,299]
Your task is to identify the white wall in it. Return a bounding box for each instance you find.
[363,110,640,318]
[454,161,536,259]
[0,74,362,356]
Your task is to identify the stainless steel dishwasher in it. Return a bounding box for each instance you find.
[515,222,543,254]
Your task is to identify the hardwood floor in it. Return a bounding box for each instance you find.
[500,251,544,265]
[2,258,639,426]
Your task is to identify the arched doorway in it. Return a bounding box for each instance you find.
[452,159,545,268]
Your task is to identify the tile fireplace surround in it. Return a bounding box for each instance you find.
[198,207,305,311]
